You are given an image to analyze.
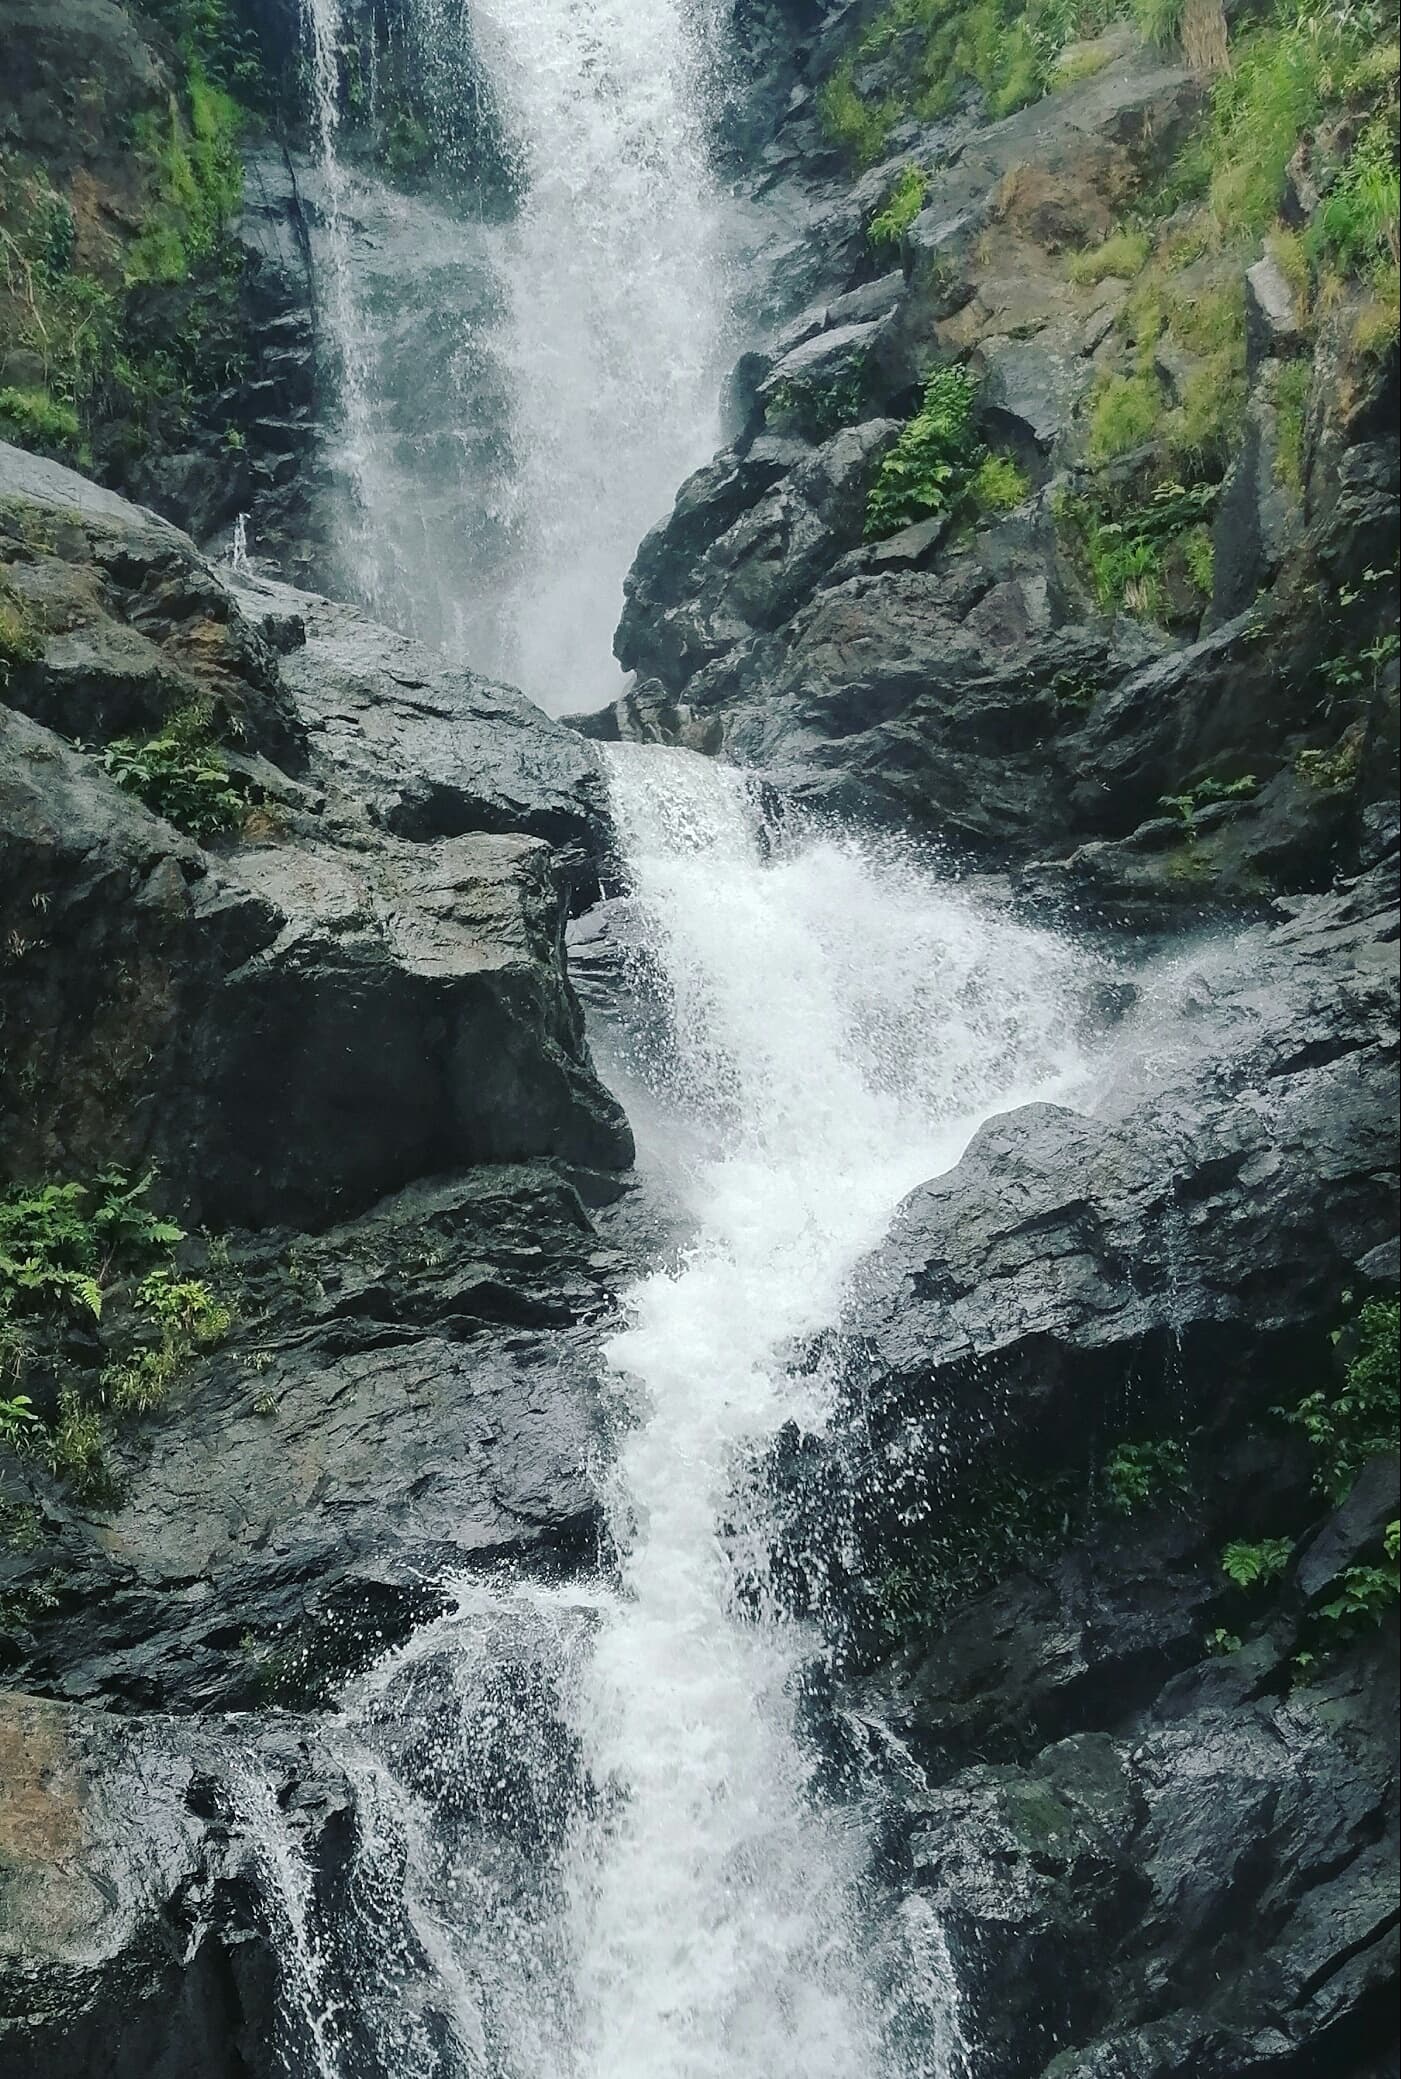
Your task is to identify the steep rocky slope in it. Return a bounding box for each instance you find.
[0,1,1396,2075]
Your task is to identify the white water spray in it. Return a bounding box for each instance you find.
[470,0,735,712]
[296,0,737,712]
[548,745,1095,2078]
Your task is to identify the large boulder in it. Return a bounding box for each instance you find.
[0,445,631,1228]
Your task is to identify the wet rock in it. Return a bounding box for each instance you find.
[0,449,631,1226]
[1245,252,1306,376]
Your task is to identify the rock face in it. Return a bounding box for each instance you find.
[780,858,1400,2079]
[609,30,1399,909]
[0,441,630,1228]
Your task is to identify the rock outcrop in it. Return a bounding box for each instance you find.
[776,857,1399,2079]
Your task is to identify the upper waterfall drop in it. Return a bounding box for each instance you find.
[295,0,739,716]
[469,0,736,714]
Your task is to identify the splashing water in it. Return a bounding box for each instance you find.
[555,745,1095,2078]
[243,747,1103,2077]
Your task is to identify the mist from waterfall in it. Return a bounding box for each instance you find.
[297,0,738,714]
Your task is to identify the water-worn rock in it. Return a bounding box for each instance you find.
[0,446,631,1226]
[792,860,1400,2077]
[0,1689,355,2079]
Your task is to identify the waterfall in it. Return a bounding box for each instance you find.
[469,0,734,713]
[238,747,1102,2077]
[296,0,737,714]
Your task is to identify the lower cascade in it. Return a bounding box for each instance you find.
[230,744,1098,2077]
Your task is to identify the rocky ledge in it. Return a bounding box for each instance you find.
[776,851,1399,2079]
[0,444,654,2066]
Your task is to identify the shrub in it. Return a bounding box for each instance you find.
[970,451,1031,514]
[866,363,981,538]
[1283,1299,1400,1504]
[869,166,930,250]
[1087,372,1163,460]
[1068,229,1152,284]
[1135,0,1184,48]
[0,387,81,451]
[1314,111,1400,279]
[102,710,245,840]
[1102,1438,1190,1514]
[0,588,44,685]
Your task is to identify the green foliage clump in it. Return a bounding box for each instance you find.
[1273,357,1312,494]
[866,363,981,537]
[1101,1438,1190,1515]
[817,0,1124,165]
[1316,1545,1398,1631]
[1133,0,1185,49]
[1312,108,1400,281]
[869,167,931,252]
[0,1170,231,1503]
[102,709,245,840]
[970,451,1032,514]
[766,369,867,441]
[1159,771,1258,826]
[1068,229,1152,284]
[1284,1299,1400,1504]
[0,586,43,686]
[1221,1537,1293,1588]
[1087,371,1164,461]
[0,386,81,453]
[1056,478,1218,621]
[126,72,244,286]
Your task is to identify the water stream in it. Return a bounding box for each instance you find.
[233,748,1102,2076]
[297,0,739,712]
[271,7,1107,2068]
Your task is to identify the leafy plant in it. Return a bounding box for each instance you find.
[869,167,930,251]
[0,1394,40,1449]
[1102,1438,1190,1515]
[0,387,81,452]
[866,363,981,538]
[0,587,44,686]
[1312,110,1400,279]
[1221,1537,1293,1588]
[970,451,1032,514]
[1317,1556,1399,1630]
[1159,772,1258,827]
[1273,357,1312,493]
[1283,1298,1399,1503]
[1206,1626,1243,1655]
[103,712,245,840]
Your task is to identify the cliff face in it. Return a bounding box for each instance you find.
[612,5,1399,920]
[0,3,1397,2075]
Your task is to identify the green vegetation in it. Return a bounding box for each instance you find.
[970,451,1032,513]
[1221,1537,1293,1588]
[125,74,244,286]
[0,586,43,686]
[0,1170,230,1503]
[869,167,931,252]
[766,368,868,441]
[0,386,82,452]
[1283,1298,1399,1505]
[102,708,246,841]
[1273,357,1312,493]
[1159,771,1258,826]
[1068,229,1152,285]
[1056,478,1218,622]
[1102,1438,1189,1515]
[818,0,1126,165]
[1086,371,1163,461]
[867,364,978,535]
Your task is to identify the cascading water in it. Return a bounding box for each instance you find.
[468,0,734,711]
[296,0,738,713]
[236,745,1105,2077]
